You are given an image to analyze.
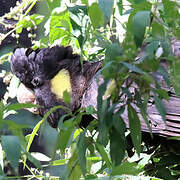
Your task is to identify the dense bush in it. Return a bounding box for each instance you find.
[0,0,180,179]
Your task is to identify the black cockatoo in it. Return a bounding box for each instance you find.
[11,46,102,128]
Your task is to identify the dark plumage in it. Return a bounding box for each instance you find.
[11,48,36,89]
[11,45,102,127]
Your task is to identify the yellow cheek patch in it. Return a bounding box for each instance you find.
[50,69,71,99]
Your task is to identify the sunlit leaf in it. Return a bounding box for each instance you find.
[0,102,4,128]
[46,0,61,12]
[50,159,67,166]
[88,3,104,29]
[117,0,123,15]
[49,10,71,44]
[111,161,142,176]
[16,14,44,34]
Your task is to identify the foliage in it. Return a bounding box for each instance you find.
[0,0,180,179]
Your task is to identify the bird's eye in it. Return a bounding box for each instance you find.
[31,77,41,87]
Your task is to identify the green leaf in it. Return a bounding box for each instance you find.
[156,167,177,180]
[68,151,82,180]
[27,105,65,152]
[85,174,98,179]
[132,11,150,47]
[110,110,126,166]
[16,14,44,34]
[49,10,71,44]
[55,126,74,155]
[97,99,110,146]
[128,104,142,155]
[153,89,169,100]
[0,144,3,173]
[50,159,67,166]
[152,21,165,38]
[87,156,101,161]
[97,81,109,146]
[1,136,21,169]
[134,0,146,4]
[81,0,88,6]
[162,0,180,28]
[154,95,166,122]
[63,90,71,105]
[5,120,26,145]
[110,126,126,166]
[95,142,111,168]
[122,27,137,59]
[30,14,45,25]
[68,5,88,15]
[5,110,40,128]
[135,89,152,136]
[6,103,39,112]
[158,65,170,88]
[117,0,123,15]
[26,120,43,152]
[88,3,104,29]
[121,62,145,74]
[168,136,180,141]
[105,43,122,63]
[98,0,114,25]
[103,43,122,79]
[46,0,61,12]
[140,41,160,72]
[171,59,180,95]
[68,5,88,48]
[158,154,180,166]
[111,161,142,176]
[0,102,4,128]
[145,40,159,56]
[70,18,84,47]
[77,131,87,176]
[25,152,42,169]
[0,165,3,176]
